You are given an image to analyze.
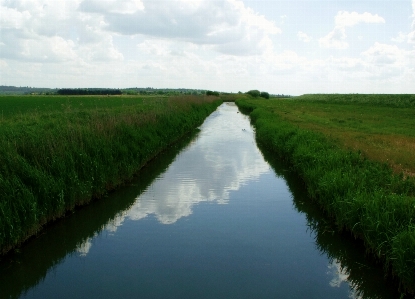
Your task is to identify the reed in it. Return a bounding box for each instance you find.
[0,95,221,254]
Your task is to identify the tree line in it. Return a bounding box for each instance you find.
[57,89,122,95]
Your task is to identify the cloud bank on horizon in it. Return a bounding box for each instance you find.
[0,0,414,94]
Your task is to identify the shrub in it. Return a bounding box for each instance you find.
[260,92,270,99]
[206,91,220,96]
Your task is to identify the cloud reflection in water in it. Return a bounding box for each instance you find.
[76,103,270,255]
[328,259,363,299]
[115,103,270,225]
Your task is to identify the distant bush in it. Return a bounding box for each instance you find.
[206,90,220,96]
[260,92,270,99]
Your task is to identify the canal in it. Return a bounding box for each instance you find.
[0,103,402,298]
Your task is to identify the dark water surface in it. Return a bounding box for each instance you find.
[0,103,402,298]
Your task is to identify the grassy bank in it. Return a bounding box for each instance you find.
[236,95,415,293]
[0,95,221,254]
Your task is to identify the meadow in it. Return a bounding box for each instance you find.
[236,94,415,293]
[263,94,415,176]
[0,94,221,254]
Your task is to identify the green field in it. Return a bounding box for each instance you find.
[0,94,221,254]
[236,94,415,293]
[258,94,415,176]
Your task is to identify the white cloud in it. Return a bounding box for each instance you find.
[334,11,385,27]
[390,1,415,44]
[391,32,408,43]
[0,0,123,63]
[361,42,411,67]
[297,31,312,43]
[319,26,348,49]
[0,0,414,93]
[409,0,415,43]
[79,0,280,55]
[322,42,415,84]
[0,6,31,29]
[80,0,144,14]
[320,11,385,49]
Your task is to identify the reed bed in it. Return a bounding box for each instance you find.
[0,95,221,254]
[236,96,415,293]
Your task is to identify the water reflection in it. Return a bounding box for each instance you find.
[76,237,93,257]
[328,259,350,289]
[0,103,271,298]
[97,103,269,233]
[0,126,202,299]
[257,145,405,299]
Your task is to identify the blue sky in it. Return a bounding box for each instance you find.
[1,0,414,94]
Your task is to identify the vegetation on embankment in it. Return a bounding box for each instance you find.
[236,95,415,293]
[0,94,221,255]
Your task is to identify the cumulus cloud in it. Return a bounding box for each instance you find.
[79,0,281,55]
[297,31,312,43]
[0,0,124,64]
[1,0,414,93]
[320,11,385,49]
[361,42,410,67]
[0,5,31,29]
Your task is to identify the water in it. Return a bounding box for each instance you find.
[0,103,402,298]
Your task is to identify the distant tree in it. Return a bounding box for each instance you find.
[260,91,270,99]
[57,88,121,95]
[246,90,260,97]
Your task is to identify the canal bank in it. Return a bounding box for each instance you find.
[235,98,415,295]
[0,95,221,255]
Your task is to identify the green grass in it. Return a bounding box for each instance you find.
[298,94,415,108]
[249,95,415,176]
[0,95,160,119]
[0,94,221,254]
[236,95,415,294]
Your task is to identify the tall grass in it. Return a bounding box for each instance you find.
[297,94,415,108]
[236,97,415,293]
[0,95,221,254]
